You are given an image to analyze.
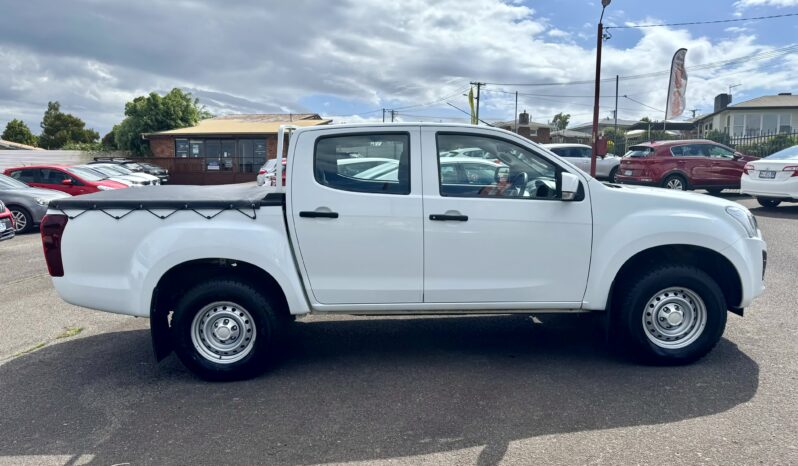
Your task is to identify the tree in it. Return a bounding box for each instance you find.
[101,126,118,149]
[552,112,570,131]
[2,119,37,146]
[38,101,99,149]
[114,88,210,155]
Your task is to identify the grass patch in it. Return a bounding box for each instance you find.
[13,342,46,358]
[56,327,84,339]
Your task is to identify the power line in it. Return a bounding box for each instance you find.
[622,95,664,113]
[605,12,798,30]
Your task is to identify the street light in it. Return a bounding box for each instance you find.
[590,0,611,177]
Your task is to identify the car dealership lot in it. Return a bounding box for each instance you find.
[1,194,797,465]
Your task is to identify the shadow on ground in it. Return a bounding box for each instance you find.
[0,314,758,465]
[749,203,798,219]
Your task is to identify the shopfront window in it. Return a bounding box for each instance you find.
[176,138,269,172]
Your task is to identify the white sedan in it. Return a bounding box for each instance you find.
[740,145,798,208]
[543,143,620,182]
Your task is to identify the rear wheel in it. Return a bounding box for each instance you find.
[608,167,619,183]
[9,207,32,233]
[612,265,726,365]
[757,197,782,209]
[171,279,285,381]
[663,174,688,191]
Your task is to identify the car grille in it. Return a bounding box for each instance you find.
[0,218,13,240]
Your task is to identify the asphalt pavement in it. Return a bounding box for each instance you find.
[0,194,796,465]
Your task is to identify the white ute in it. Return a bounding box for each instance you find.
[42,123,767,380]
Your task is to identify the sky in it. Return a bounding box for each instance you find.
[1,0,797,136]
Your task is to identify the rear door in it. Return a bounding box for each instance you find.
[288,127,424,305]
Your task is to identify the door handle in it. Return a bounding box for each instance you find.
[299,210,339,219]
[430,214,468,221]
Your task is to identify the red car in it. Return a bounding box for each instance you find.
[0,201,15,241]
[615,140,758,193]
[3,165,127,195]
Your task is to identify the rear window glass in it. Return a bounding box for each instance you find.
[624,147,654,158]
[765,145,798,161]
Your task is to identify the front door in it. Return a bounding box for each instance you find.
[422,129,593,304]
[289,128,424,305]
[705,144,744,187]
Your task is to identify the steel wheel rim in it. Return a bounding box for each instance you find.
[191,301,256,364]
[10,210,26,231]
[642,287,707,349]
[666,178,684,190]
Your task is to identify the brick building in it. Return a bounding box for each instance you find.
[142,114,331,184]
[493,111,552,144]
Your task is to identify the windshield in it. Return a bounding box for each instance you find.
[765,145,798,161]
[0,174,30,189]
[123,162,144,171]
[86,165,118,177]
[101,164,133,175]
[67,167,106,181]
[624,146,655,158]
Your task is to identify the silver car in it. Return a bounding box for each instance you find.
[543,143,621,182]
[0,173,70,233]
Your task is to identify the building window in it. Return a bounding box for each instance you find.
[176,138,268,172]
[745,114,761,136]
[732,114,745,137]
[763,114,778,134]
[779,113,792,133]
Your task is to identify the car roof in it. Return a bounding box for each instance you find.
[543,143,591,149]
[632,139,721,148]
[3,164,70,171]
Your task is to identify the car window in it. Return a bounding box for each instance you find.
[706,145,735,158]
[624,146,654,157]
[314,133,410,195]
[765,145,798,160]
[67,167,105,181]
[437,133,559,200]
[9,169,38,183]
[40,169,70,184]
[0,174,30,189]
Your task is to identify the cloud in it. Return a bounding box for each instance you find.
[0,1,796,134]
[735,0,798,7]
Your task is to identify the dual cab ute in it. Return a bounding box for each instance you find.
[43,123,767,380]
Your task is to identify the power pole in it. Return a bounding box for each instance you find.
[470,81,485,123]
[382,108,386,122]
[689,108,698,119]
[614,74,619,135]
[390,109,396,122]
[514,91,518,133]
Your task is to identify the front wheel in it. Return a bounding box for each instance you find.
[757,197,782,209]
[9,207,32,233]
[171,279,285,381]
[612,265,727,365]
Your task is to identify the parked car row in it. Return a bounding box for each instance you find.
[0,160,169,234]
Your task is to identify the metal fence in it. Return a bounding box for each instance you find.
[607,129,798,158]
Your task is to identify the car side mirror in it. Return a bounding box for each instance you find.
[561,172,581,201]
[61,179,73,186]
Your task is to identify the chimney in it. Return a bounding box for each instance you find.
[518,110,530,125]
[714,93,732,112]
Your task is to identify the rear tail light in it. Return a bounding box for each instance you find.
[258,169,267,175]
[783,166,798,177]
[743,164,754,175]
[40,214,68,277]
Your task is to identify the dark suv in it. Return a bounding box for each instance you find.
[90,158,169,184]
[615,140,757,193]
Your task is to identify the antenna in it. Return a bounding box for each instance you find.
[728,83,742,95]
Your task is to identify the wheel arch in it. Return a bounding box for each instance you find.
[606,244,743,317]
[661,170,690,187]
[149,258,291,361]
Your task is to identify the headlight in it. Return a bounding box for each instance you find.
[35,198,47,206]
[97,185,114,191]
[726,206,758,238]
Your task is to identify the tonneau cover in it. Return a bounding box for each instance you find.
[50,184,282,210]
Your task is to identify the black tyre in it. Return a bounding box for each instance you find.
[757,197,782,209]
[608,167,619,183]
[662,174,688,191]
[9,206,33,233]
[171,279,285,381]
[706,188,723,195]
[612,265,727,365]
